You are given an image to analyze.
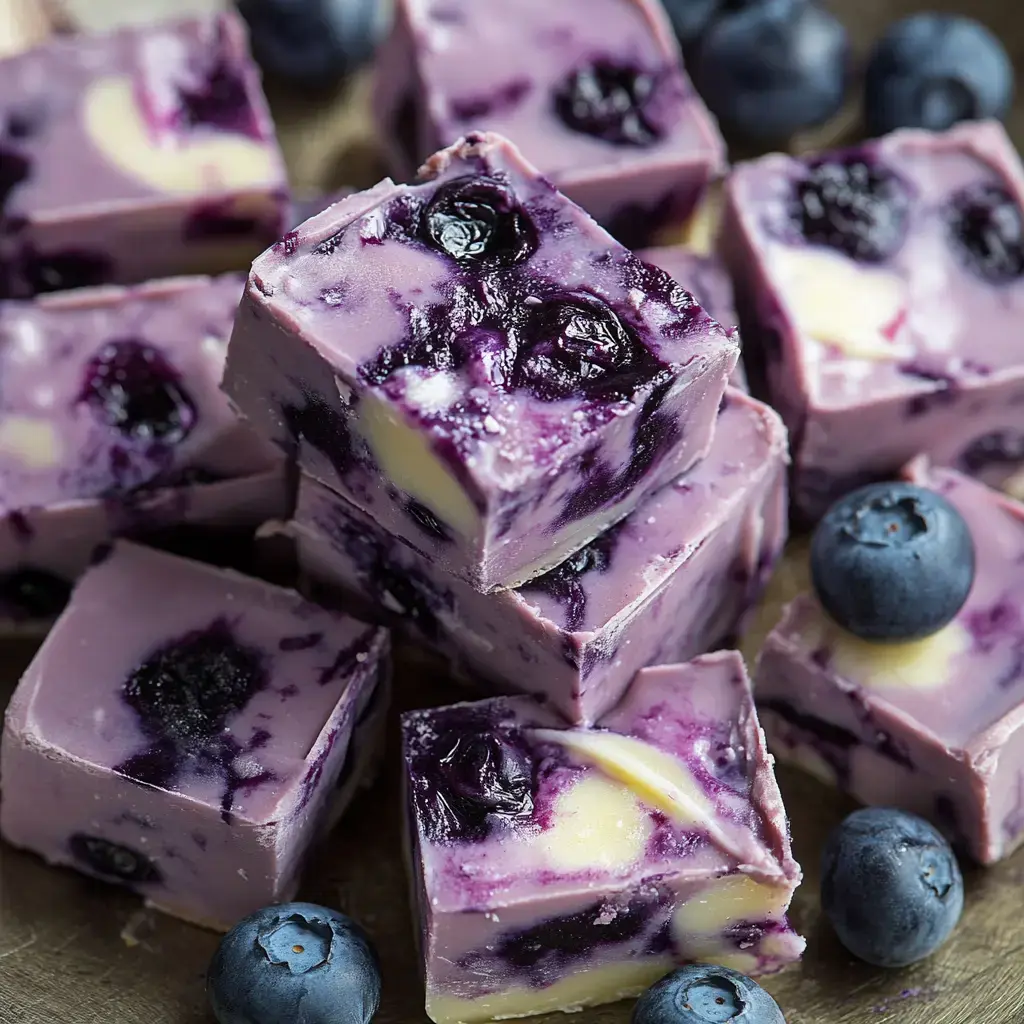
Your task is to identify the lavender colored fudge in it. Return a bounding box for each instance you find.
[287,389,787,724]
[0,275,288,624]
[373,0,725,248]
[224,132,738,592]
[0,11,288,298]
[403,651,803,1022]
[722,121,1024,519]
[0,541,391,929]
[756,458,1024,864]
[639,243,745,390]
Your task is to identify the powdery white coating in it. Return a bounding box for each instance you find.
[0,11,288,296]
[373,0,725,244]
[0,542,390,929]
[721,121,1024,519]
[287,389,788,723]
[402,652,803,1022]
[224,132,737,591]
[757,458,1024,864]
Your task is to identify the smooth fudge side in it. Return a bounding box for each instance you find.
[756,459,1024,864]
[721,121,1024,520]
[224,131,737,592]
[402,651,803,1023]
[0,541,391,930]
[287,389,787,724]
[0,10,288,297]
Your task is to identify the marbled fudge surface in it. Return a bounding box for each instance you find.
[1,541,390,929]
[0,11,288,297]
[403,651,803,1023]
[289,388,787,723]
[757,459,1024,863]
[722,121,1024,517]
[374,0,725,245]
[225,131,737,592]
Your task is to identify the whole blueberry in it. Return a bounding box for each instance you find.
[632,964,786,1023]
[810,481,975,641]
[692,0,849,144]
[237,0,390,88]
[864,14,1013,137]
[207,902,381,1024]
[661,0,774,52]
[821,807,964,967]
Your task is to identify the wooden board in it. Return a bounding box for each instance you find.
[5,1,1024,1022]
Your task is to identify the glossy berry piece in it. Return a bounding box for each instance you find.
[692,0,849,145]
[237,0,389,88]
[864,14,1013,137]
[79,340,197,447]
[69,833,162,885]
[632,963,786,1023]
[810,481,975,642]
[791,156,911,263]
[208,902,381,1024]
[821,807,963,967]
[947,182,1024,284]
[553,60,663,147]
[421,176,538,268]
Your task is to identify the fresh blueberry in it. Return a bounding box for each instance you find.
[790,155,912,263]
[208,902,381,1024]
[237,0,390,88]
[553,60,663,147]
[864,14,1013,137]
[692,0,849,144]
[810,481,975,642]
[821,807,963,967]
[661,0,773,52]
[632,963,786,1023]
[946,182,1024,284]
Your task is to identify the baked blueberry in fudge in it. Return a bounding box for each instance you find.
[0,541,390,930]
[721,120,1024,520]
[224,132,738,593]
[402,651,803,1023]
[283,389,787,724]
[0,276,288,627]
[0,11,288,298]
[373,0,726,247]
[756,459,1024,864]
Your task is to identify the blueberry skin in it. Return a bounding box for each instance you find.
[821,807,964,967]
[237,0,390,88]
[632,964,786,1023]
[864,14,1013,137]
[661,0,774,52]
[692,0,849,144]
[810,481,975,642]
[207,902,381,1024]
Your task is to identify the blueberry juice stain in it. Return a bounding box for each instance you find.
[114,618,275,822]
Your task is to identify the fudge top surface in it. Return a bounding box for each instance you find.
[249,132,734,480]
[639,244,737,328]
[0,274,276,511]
[772,462,1024,749]
[401,651,799,912]
[727,121,1024,408]
[0,11,284,216]
[7,541,387,824]
[396,0,724,179]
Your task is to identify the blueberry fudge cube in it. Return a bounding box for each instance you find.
[756,459,1024,864]
[639,243,745,390]
[0,275,288,624]
[721,121,1024,519]
[0,541,390,929]
[224,132,738,592]
[402,651,803,1023]
[288,389,787,724]
[373,0,725,248]
[0,11,288,298]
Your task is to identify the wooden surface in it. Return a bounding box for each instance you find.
[5,1,1024,1022]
